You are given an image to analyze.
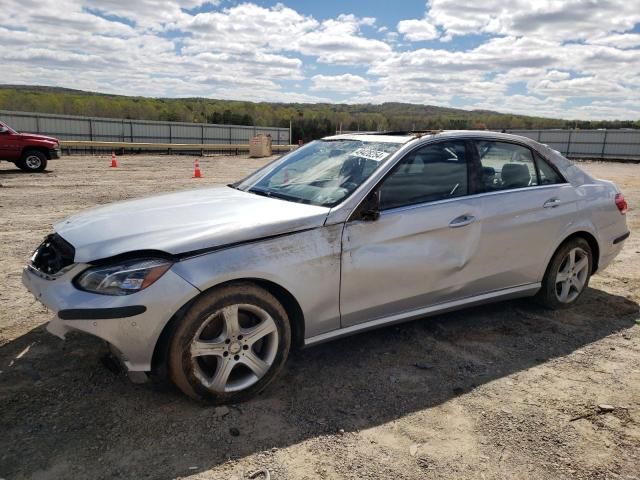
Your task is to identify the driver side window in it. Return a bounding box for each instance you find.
[379,141,469,210]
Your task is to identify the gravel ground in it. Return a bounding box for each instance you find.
[0,155,638,480]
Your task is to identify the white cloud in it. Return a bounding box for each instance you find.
[545,70,571,81]
[0,0,638,120]
[418,0,640,42]
[311,74,370,92]
[385,31,400,43]
[175,3,320,54]
[84,0,218,29]
[295,14,392,64]
[397,18,439,41]
[587,33,640,49]
[175,6,388,64]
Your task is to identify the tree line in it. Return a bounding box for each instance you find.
[0,85,637,143]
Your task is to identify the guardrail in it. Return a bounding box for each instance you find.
[59,140,296,155]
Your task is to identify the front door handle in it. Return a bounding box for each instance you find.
[449,214,476,228]
[543,198,561,208]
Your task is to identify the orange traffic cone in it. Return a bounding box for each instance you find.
[193,158,202,178]
[110,151,118,168]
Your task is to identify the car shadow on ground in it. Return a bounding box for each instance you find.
[0,287,637,479]
[0,168,51,175]
[0,167,23,175]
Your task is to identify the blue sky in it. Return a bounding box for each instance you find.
[2,0,640,120]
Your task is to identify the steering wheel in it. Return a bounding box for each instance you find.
[342,181,359,192]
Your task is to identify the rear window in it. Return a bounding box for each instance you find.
[476,141,538,192]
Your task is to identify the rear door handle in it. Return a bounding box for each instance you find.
[449,214,476,228]
[543,198,561,208]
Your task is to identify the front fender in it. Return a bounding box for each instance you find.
[171,224,343,338]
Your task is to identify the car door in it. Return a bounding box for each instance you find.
[472,139,579,290]
[340,140,486,327]
[0,123,21,161]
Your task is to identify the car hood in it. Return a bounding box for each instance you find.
[55,186,330,262]
[17,133,59,144]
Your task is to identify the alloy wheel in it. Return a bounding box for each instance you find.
[555,247,589,303]
[190,303,279,393]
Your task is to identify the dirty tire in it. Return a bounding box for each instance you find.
[535,237,592,309]
[169,283,291,404]
[18,150,47,172]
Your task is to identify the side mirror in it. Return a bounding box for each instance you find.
[357,190,381,222]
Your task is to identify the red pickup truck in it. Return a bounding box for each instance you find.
[0,120,61,172]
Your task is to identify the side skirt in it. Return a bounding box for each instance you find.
[304,283,540,347]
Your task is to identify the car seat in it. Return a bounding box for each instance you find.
[501,163,531,189]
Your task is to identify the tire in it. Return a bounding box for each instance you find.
[535,237,593,309]
[168,283,291,404]
[18,150,47,172]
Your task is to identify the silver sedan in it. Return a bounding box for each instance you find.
[22,131,630,403]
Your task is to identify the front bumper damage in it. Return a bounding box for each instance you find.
[23,262,200,374]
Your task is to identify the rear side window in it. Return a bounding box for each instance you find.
[535,153,564,185]
[379,141,469,210]
[476,141,538,192]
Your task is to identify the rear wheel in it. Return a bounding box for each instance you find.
[168,283,291,404]
[18,150,47,172]
[535,237,592,309]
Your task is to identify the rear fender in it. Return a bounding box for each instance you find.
[538,223,600,281]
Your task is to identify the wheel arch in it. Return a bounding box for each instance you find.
[150,277,305,379]
[21,146,51,160]
[554,230,600,274]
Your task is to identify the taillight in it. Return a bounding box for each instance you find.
[615,193,628,214]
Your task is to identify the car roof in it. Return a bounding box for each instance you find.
[322,133,416,143]
[323,130,541,146]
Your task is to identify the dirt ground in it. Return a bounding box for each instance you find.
[0,155,638,480]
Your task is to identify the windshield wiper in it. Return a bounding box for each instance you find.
[247,187,309,204]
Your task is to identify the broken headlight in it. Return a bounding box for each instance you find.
[75,258,173,296]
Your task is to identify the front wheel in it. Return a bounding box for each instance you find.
[18,150,48,172]
[168,283,291,404]
[535,237,592,309]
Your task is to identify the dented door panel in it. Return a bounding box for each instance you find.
[340,198,484,327]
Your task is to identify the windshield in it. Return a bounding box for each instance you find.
[235,139,403,207]
[0,121,15,133]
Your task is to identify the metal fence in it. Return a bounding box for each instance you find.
[2,110,637,160]
[0,110,290,146]
[507,129,640,161]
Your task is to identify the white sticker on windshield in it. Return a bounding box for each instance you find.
[350,147,389,161]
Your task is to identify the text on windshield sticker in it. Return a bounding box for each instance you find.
[350,147,389,161]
